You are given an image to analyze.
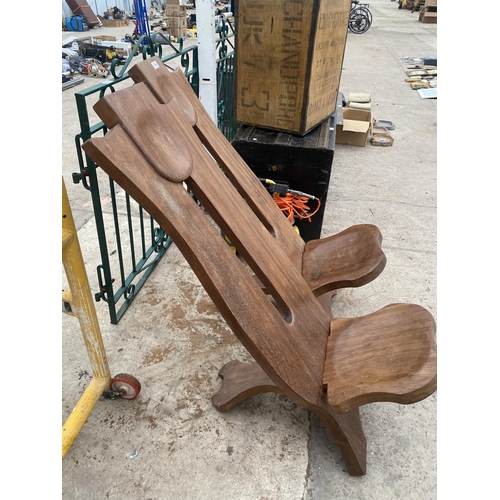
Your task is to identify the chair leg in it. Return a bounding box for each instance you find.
[211,360,367,475]
[211,360,285,411]
[315,397,367,476]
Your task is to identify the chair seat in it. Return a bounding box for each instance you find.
[323,303,437,413]
[302,224,387,296]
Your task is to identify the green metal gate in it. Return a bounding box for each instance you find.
[72,22,235,324]
[216,16,237,140]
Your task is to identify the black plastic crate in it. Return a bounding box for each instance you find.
[231,113,337,242]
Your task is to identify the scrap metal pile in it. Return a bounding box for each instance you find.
[62,37,129,89]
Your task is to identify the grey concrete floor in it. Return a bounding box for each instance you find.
[62,2,438,498]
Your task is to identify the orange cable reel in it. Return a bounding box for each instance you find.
[262,179,321,233]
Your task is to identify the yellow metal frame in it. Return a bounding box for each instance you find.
[62,177,112,458]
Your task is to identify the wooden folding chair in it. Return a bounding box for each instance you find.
[81,70,437,476]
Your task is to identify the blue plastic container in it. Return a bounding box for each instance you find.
[65,16,88,32]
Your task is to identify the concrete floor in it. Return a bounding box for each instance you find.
[62,2,437,498]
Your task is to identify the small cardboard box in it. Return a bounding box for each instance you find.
[335,107,372,147]
[420,11,437,23]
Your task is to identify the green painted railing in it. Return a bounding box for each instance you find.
[216,17,237,140]
[72,23,235,324]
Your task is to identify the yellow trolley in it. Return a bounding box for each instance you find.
[62,177,141,458]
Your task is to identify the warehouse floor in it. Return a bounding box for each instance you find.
[61,2,439,498]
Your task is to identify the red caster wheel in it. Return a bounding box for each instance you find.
[110,373,141,400]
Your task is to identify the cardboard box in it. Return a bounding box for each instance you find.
[235,0,351,136]
[169,27,187,38]
[420,11,437,23]
[167,14,187,28]
[424,0,437,6]
[335,107,372,147]
[166,5,187,15]
[97,15,129,27]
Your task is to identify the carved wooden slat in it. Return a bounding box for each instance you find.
[128,59,306,268]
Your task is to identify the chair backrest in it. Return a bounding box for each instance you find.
[128,57,307,273]
[82,81,331,408]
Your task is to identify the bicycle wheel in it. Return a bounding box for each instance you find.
[348,12,371,34]
[352,6,372,25]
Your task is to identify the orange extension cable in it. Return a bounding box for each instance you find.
[272,192,321,224]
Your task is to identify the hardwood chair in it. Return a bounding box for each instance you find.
[81,76,437,476]
[127,57,387,315]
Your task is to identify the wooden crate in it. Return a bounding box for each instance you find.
[235,0,350,136]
